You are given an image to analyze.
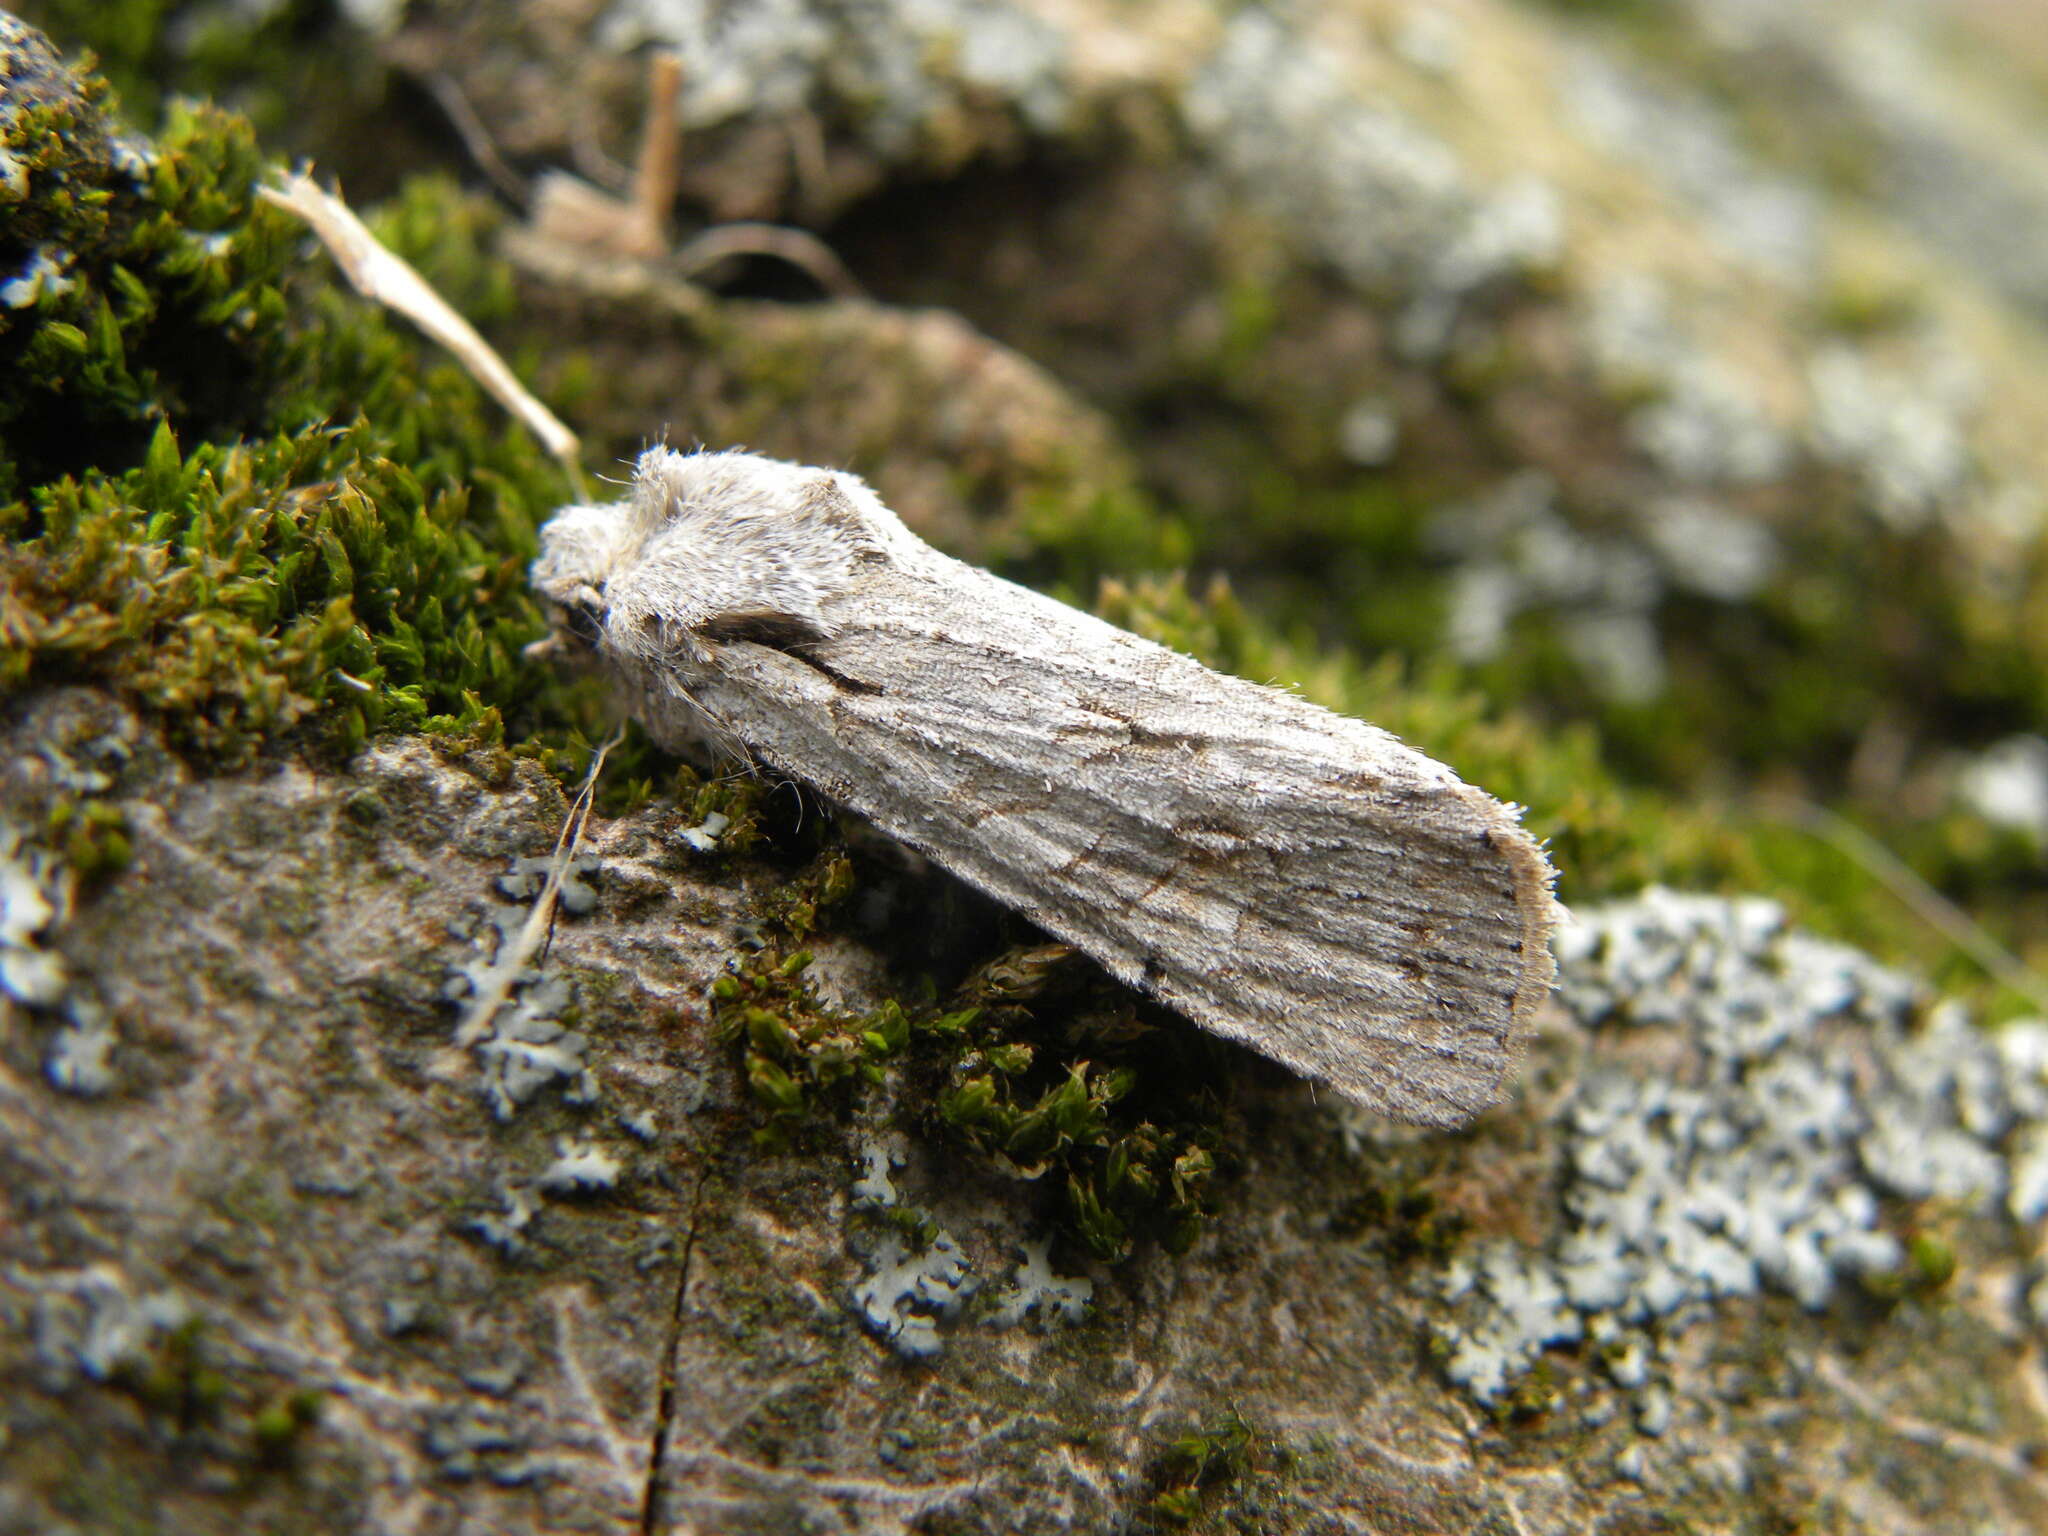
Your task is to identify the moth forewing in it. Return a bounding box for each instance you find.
[532,447,1559,1127]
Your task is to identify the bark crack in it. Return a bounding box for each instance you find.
[639,1166,710,1535]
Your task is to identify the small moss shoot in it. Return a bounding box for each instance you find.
[43,793,132,882]
[1491,1358,1562,1426]
[1328,1175,1471,1264]
[712,848,1230,1260]
[250,1387,323,1466]
[1147,1408,1299,1527]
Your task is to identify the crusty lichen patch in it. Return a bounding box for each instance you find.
[1434,887,2048,1418]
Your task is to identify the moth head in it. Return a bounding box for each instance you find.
[529,499,642,657]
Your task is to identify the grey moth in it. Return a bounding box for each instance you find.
[532,447,1557,1127]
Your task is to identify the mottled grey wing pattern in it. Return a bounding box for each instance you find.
[684,559,1555,1127]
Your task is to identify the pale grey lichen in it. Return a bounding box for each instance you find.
[1435,887,2048,1405]
[1955,735,2048,844]
[844,1137,1087,1347]
[1582,273,1792,488]
[1613,1441,1649,1482]
[446,908,598,1120]
[594,0,1556,348]
[2010,1122,2048,1224]
[1391,3,1463,78]
[442,905,527,1006]
[1631,354,1794,489]
[475,971,591,1120]
[1184,8,1558,331]
[675,810,731,854]
[1635,1382,1674,1438]
[1337,397,1400,467]
[1639,495,1779,603]
[851,1132,908,1210]
[31,723,132,794]
[423,1403,525,1479]
[984,1237,1092,1330]
[45,996,117,1097]
[536,1138,624,1195]
[468,1182,540,1258]
[1429,457,1780,704]
[1808,340,1974,530]
[496,854,601,916]
[852,1229,977,1359]
[335,0,407,35]
[1429,471,1666,703]
[599,0,1073,148]
[1656,0,2048,316]
[0,821,68,1008]
[0,245,72,309]
[26,1266,192,1390]
[1562,48,1817,282]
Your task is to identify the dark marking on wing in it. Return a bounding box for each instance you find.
[698,609,830,650]
[703,611,884,695]
[1073,695,1207,753]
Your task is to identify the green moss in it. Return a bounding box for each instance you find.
[1329,1175,1471,1263]
[250,1387,322,1464]
[340,787,386,826]
[16,0,377,156]
[1816,268,1926,337]
[1,417,564,762]
[1148,1409,1300,1527]
[1015,480,1193,595]
[1907,1231,1959,1290]
[0,88,305,498]
[1491,1358,1561,1425]
[0,52,587,767]
[45,793,132,881]
[1862,1229,1961,1303]
[711,854,1231,1259]
[119,1315,229,1427]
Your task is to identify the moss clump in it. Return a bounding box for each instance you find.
[713,854,1229,1260]
[2,417,563,762]
[1860,1228,1960,1304]
[0,36,581,766]
[43,793,131,882]
[118,1315,229,1428]
[0,74,303,498]
[1329,1176,1471,1264]
[250,1387,323,1465]
[1491,1358,1562,1425]
[1149,1409,1297,1527]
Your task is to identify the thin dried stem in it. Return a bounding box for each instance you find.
[261,172,584,485]
[1760,793,2048,1013]
[623,51,684,260]
[412,69,530,206]
[454,727,622,1049]
[673,221,866,299]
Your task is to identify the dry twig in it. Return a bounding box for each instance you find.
[260,171,583,480]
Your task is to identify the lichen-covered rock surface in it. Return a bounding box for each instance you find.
[11,1,2048,1531]
[8,690,2048,1532]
